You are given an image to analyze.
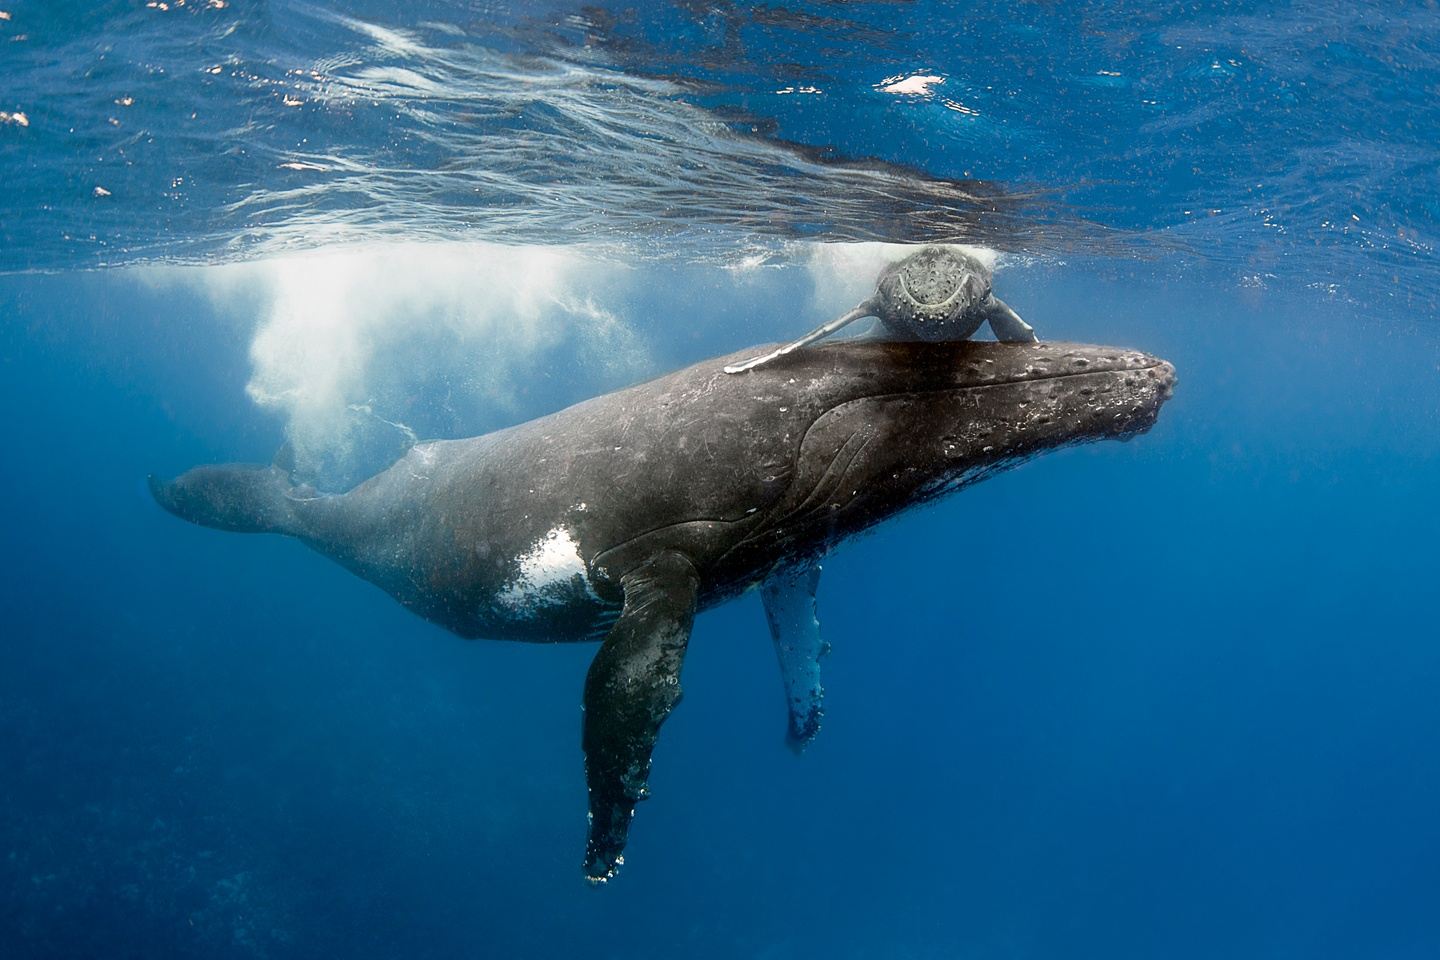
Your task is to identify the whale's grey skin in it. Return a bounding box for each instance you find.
[151,339,1176,883]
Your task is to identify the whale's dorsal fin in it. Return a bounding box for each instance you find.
[761,562,827,752]
[581,550,699,884]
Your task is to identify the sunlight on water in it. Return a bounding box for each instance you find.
[6,0,1434,311]
[0,2,1048,271]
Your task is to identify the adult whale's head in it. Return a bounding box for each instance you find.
[757,337,1176,447]
[695,339,1176,569]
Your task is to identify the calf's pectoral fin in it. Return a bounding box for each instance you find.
[723,297,878,374]
[581,550,700,884]
[979,295,1039,343]
[761,562,828,752]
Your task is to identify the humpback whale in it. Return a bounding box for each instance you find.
[151,339,1176,882]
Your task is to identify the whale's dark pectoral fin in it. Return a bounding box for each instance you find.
[978,295,1039,343]
[761,562,827,753]
[581,551,700,884]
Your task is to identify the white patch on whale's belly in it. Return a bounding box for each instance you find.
[494,526,599,618]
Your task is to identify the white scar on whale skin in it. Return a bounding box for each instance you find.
[495,526,598,616]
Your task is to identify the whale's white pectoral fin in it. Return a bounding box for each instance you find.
[978,294,1039,343]
[761,562,827,752]
[581,551,699,885]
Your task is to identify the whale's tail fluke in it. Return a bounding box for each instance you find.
[149,463,312,537]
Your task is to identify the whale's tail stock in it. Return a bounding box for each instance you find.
[148,462,314,537]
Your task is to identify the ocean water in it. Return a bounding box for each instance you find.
[2,2,1439,958]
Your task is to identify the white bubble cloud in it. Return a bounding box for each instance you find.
[150,241,647,487]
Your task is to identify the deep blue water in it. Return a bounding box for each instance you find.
[3,3,1440,958]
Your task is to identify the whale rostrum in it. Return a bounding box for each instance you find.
[151,339,1176,883]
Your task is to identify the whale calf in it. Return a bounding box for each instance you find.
[151,339,1176,882]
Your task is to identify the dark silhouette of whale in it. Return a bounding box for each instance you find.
[151,339,1176,882]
